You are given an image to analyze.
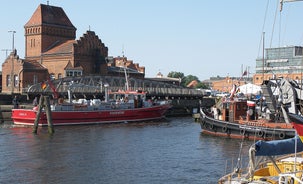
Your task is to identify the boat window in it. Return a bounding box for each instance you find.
[223,103,229,110]
[236,104,241,110]
[243,104,247,111]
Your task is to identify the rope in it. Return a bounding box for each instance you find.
[246,146,256,180]
[257,0,270,57]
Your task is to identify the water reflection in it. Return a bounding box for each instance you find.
[0,118,254,184]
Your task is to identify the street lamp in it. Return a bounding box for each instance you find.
[8,31,16,51]
[8,30,16,94]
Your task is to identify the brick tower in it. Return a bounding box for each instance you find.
[24,4,76,60]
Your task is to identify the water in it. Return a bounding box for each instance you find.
[0,117,253,184]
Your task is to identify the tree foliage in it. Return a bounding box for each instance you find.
[167,71,208,88]
[167,71,184,79]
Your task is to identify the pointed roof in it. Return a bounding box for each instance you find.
[22,60,47,71]
[43,40,76,55]
[64,60,83,70]
[25,4,75,29]
[187,80,198,88]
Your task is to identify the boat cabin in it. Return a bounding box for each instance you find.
[221,101,254,122]
[108,90,147,108]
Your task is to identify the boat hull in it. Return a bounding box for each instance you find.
[12,104,171,126]
[199,108,295,140]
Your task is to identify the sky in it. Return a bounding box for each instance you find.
[1,0,303,81]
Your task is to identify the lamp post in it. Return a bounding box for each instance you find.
[8,31,16,51]
[8,30,16,94]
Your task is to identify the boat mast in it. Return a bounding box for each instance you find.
[122,50,129,91]
[280,0,303,171]
[280,0,303,11]
[262,32,265,81]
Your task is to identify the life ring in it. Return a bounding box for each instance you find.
[240,129,245,135]
[258,130,264,137]
[222,126,228,133]
[279,132,286,139]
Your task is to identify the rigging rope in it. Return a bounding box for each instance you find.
[270,0,280,48]
[257,0,270,58]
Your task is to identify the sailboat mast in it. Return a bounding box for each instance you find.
[262,32,265,80]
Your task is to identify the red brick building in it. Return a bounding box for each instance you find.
[2,4,144,94]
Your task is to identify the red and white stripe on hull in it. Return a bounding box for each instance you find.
[12,104,171,126]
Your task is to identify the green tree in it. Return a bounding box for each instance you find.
[167,71,185,86]
[195,82,208,89]
[167,71,184,79]
[183,75,199,87]
[167,71,205,88]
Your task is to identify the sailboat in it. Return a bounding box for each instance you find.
[218,0,303,183]
[218,113,303,184]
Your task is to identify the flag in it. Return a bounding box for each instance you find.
[41,82,47,90]
[242,70,247,76]
[289,113,303,142]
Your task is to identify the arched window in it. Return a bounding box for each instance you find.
[33,75,37,84]
[6,75,11,86]
[14,75,18,87]
[50,73,55,80]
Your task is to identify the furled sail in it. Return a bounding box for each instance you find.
[254,136,303,156]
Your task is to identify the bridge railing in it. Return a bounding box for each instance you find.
[23,85,205,97]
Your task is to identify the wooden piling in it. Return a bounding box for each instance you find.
[44,96,54,134]
[32,95,54,134]
[32,96,44,134]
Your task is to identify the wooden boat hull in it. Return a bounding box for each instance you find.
[200,108,295,140]
[12,104,171,126]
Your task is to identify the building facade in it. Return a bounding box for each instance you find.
[254,46,303,85]
[211,77,246,93]
[2,4,144,94]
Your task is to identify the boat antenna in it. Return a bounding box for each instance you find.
[122,47,129,91]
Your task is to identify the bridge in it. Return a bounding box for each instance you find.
[26,75,206,100]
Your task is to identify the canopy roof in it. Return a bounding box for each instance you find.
[238,83,262,95]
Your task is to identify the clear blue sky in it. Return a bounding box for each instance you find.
[1,0,303,80]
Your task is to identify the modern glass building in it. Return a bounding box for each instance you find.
[254,46,303,85]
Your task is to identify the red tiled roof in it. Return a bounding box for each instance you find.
[64,60,83,70]
[43,40,76,55]
[187,80,198,88]
[22,60,47,70]
[25,4,75,28]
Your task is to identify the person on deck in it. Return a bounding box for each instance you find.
[12,96,19,109]
[212,105,218,119]
[33,97,38,106]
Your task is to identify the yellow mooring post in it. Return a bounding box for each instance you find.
[44,96,54,134]
[32,95,44,134]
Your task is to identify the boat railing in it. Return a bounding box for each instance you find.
[279,172,303,184]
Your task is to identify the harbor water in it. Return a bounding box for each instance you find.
[0,117,253,184]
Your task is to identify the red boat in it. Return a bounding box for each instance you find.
[12,90,171,126]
